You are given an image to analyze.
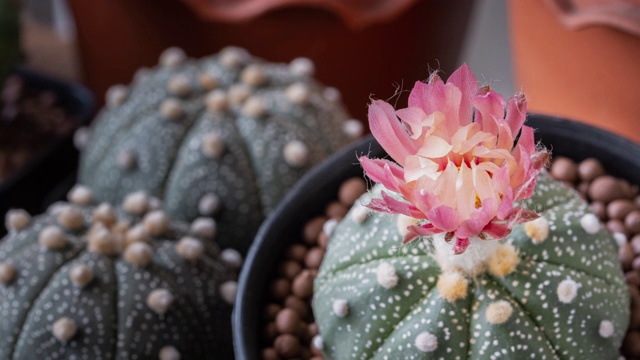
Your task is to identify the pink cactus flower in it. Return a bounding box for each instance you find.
[360,64,549,255]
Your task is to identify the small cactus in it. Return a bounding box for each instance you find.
[0,186,238,359]
[79,47,360,254]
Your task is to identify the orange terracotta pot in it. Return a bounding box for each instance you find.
[67,0,473,125]
[509,0,640,143]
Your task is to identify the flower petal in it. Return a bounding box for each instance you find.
[368,100,418,165]
[396,107,428,139]
[447,63,478,124]
[505,92,527,136]
[453,237,470,255]
[426,205,460,232]
[404,155,440,183]
[417,135,453,159]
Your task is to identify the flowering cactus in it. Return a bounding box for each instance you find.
[313,65,629,359]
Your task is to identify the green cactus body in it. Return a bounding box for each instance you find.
[314,173,630,359]
[0,0,20,81]
[0,187,238,360]
[79,47,358,254]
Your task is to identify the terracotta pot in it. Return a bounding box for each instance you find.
[233,114,640,358]
[67,0,473,124]
[509,0,640,143]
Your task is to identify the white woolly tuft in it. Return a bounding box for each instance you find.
[557,279,579,304]
[580,213,601,234]
[289,57,315,77]
[283,140,309,168]
[613,232,627,248]
[599,320,615,338]
[376,262,398,289]
[332,299,349,317]
[311,335,324,350]
[415,332,438,352]
[322,219,338,237]
[432,233,501,275]
[220,281,238,305]
[343,119,364,139]
[349,204,369,224]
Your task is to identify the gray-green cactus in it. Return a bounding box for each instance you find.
[0,186,240,360]
[78,47,360,254]
[314,173,630,359]
[0,0,20,81]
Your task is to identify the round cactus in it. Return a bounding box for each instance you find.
[78,47,360,254]
[314,175,629,358]
[0,186,239,360]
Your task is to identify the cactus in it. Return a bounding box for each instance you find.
[312,66,629,358]
[78,47,361,254]
[0,186,240,360]
[0,0,20,82]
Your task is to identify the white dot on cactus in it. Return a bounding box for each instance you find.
[414,332,438,352]
[159,47,186,67]
[69,264,94,288]
[159,346,181,360]
[105,84,128,108]
[88,226,119,255]
[5,209,30,232]
[322,219,338,237]
[126,224,150,245]
[148,197,163,211]
[613,232,628,247]
[199,72,219,91]
[311,335,324,350]
[52,317,77,343]
[198,193,221,216]
[289,57,315,77]
[228,84,251,105]
[524,216,549,244]
[67,185,93,206]
[191,217,217,240]
[205,89,228,112]
[0,262,17,285]
[73,126,90,150]
[123,191,149,215]
[241,64,267,86]
[286,83,311,104]
[176,237,204,262]
[343,119,364,139]
[147,289,174,315]
[436,271,468,302]
[201,131,226,159]
[580,213,601,234]
[39,226,67,250]
[332,299,349,317]
[599,320,615,338]
[323,87,341,102]
[376,262,399,289]
[219,46,249,68]
[143,210,169,236]
[283,140,309,168]
[160,98,184,120]
[485,300,514,325]
[220,248,243,269]
[349,204,369,224]
[167,74,191,97]
[124,242,154,267]
[557,279,579,303]
[242,96,267,118]
[57,205,85,230]
[220,281,238,305]
[396,215,418,237]
[117,150,137,171]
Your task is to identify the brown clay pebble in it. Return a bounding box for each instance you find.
[626,210,640,234]
[619,179,638,199]
[303,217,326,245]
[308,323,319,338]
[325,201,348,220]
[264,303,282,321]
[623,331,640,357]
[550,157,578,182]
[631,285,640,305]
[285,244,307,262]
[578,158,605,182]
[292,270,314,299]
[304,247,325,269]
[284,295,309,319]
[339,177,367,207]
[317,232,329,249]
[630,306,640,332]
[636,195,640,208]
[626,271,640,286]
[310,357,323,360]
[577,182,589,198]
[278,261,302,280]
[620,243,634,271]
[274,334,301,358]
[631,235,640,254]
[269,278,291,301]
[262,347,281,360]
[607,219,628,236]
[263,322,278,343]
[633,258,640,271]
[607,199,637,220]
[590,201,607,221]
[275,308,301,335]
[588,175,625,202]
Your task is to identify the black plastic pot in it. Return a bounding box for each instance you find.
[233,114,640,359]
[0,68,95,234]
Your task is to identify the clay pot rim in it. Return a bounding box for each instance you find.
[232,113,640,358]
